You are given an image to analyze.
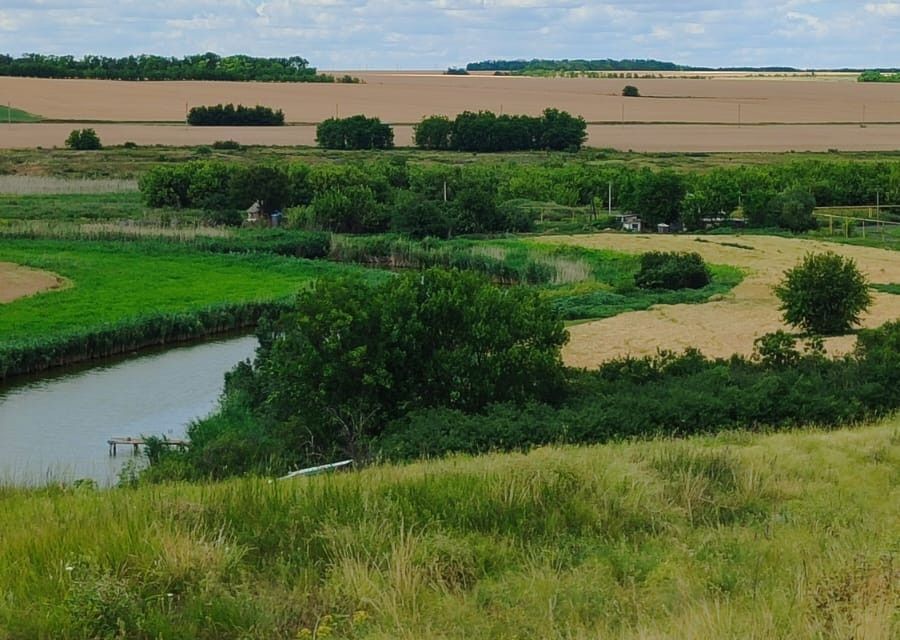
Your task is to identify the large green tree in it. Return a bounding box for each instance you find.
[774,252,872,335]
[245,269,569,461]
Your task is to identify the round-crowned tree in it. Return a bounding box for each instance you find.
[774,251,872,335]
[65,128,102,150]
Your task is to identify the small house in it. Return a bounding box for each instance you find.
[617,214,643,232]
[246,201,263,223]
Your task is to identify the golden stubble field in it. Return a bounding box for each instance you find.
[537,234,900,368]
[3,72,900,151]
[0,262,63,303]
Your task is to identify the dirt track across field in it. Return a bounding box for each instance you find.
[537,234,900,368]
[3,72,900,151]
[0,262,64,303]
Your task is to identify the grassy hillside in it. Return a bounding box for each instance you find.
[0,421,896,639]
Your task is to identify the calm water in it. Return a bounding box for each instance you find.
[0,336,257,486]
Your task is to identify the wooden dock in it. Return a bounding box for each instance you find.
[107,437,188,456]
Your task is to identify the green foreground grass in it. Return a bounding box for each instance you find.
[0,421,896,639]
[0,239,372,347]
[0,105,41,123]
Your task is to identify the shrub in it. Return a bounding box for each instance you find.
[226,269,568,463]
[316,115,394,150]
[416,108,586,152]
[212,139,242,150]
[634,251,711,290]
[187,104,284,126]
[774,251,872,335]
[65,128,102,150]
[414,115,453,150]
[622,85,640,97]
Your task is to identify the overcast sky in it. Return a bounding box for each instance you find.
[0,1,898,70]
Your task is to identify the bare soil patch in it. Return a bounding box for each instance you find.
[537,234,900,368]
[0,262,64,303]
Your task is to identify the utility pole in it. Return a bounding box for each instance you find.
[608,181,612,214]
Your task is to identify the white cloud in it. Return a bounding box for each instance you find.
[0,2,896,69]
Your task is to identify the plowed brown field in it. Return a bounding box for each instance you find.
[3,72,900,151]
[537,234,900,367]
[0,263,64,303]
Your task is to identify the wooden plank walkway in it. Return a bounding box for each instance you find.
[107,437,188,456]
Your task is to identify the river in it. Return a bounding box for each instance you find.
[0,336,257,486]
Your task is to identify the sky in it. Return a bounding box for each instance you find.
[0,1,898,70]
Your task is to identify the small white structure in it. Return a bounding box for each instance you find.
[246,201,263,223]
[617,214,643,232]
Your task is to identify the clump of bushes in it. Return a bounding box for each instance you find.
[622,85,640,97]
[634,251,711,290]
[414,108,587,152]
[65,128,102,150]
[212,139,242,150]
[316,115,394,150]
[187,104,284,126]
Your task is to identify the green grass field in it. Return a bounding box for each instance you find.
[0,104,41,123]
[0,192,159,222]
[0,239,374,347]
[0,421,896,639]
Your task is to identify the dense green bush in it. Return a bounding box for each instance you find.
[416,108,586,152]
[316,115,394,149]
[65,128,102,150]
[376,322,900,460]
[634,251,711,290]
[189,269,567,469]
[622,85,640,97]
[774,251,872,335]
[187,104,284,126]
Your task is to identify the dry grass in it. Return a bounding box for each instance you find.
[538,233,900,367]
[0,175,138,194]
[0,419,897,638]
[0,261,64,303]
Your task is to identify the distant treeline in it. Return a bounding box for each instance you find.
[467,59,686,72]
[467,59,900,74]
[0,52,346,82]
[188,104,284,126]
[140,157,900,236]
[415,109,586,152]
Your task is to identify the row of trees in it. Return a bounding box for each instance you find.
[187,104,284,126]
[139,160,531,235]
[414,109,587,152]
[316,116,394,150]
[0,52,342,82]
[140,157,900,234]
[466,58,684,72]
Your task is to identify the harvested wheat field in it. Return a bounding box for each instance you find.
[0,262,63,303]
[8,122,900,152]
[539,234,900,368]
[4,72,900,150]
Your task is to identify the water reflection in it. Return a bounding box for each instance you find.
[0,336,257,486]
